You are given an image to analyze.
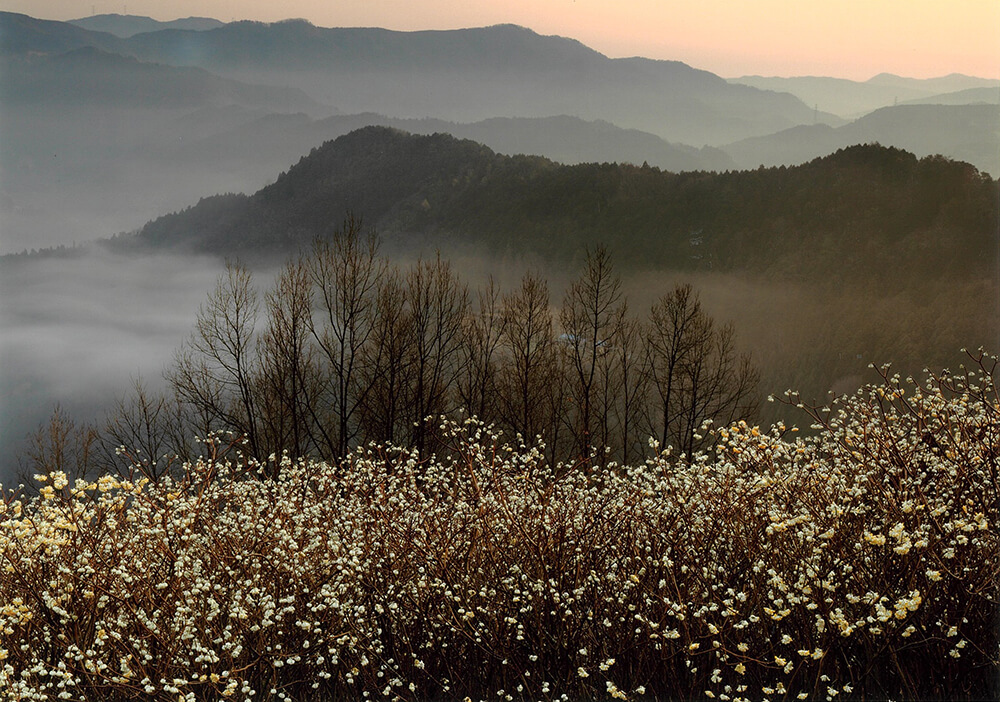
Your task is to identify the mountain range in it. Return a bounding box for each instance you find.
[723,104,1000,175]
[730,73,1000,117]
[1,12,831,145]
[2,9,997,255]
[67,13,225,37]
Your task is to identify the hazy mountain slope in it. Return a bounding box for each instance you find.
[730,73,1000,117]
[900,87,1000,106]
[729,75,903,118]
[422,116,734,171]
[173,112,735,175]
[0,94,728,253]
[0,41,325,252]
[0,11,125,55]
[0,46,322,111]
[36,17,828,145]
[722,104,1000,176]
[867,72,1000,94]
[68,13,225,37]
[128,127,998,288]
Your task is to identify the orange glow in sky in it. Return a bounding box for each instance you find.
[6,0,999,79]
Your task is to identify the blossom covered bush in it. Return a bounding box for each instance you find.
[2,353,998,701]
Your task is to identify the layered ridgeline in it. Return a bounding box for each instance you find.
[67,13,225,37]
[128,127,997,287]
[723,74,1000,177]
[1,11,830,146]
[0,45,321,112]
[723,103,1000,176]
[730,73,1000,118]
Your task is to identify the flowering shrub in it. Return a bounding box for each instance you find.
[2,353,997,701]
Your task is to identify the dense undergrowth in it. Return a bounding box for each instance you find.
[2,353,998,701]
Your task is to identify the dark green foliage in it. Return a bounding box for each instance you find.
[128,128,998,296]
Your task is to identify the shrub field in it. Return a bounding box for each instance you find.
[2,354,998,701]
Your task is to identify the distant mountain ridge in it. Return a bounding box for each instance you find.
[115,21,832,144]
[0,46,321,112]
[866,72,1000,93]
[730,73,1000,117]
[6,11,994,142]
[0,11,125,55]
[0,11,831,145]
[68,13,225,37]
[722,104,1000,176]
[173,112,735,174]
[900,87,1000,107]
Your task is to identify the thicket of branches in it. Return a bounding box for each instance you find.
[19,219,759,483]
[2,352,997,701]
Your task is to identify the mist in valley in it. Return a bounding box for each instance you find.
[4,237,994,489]
[0,252,226,485]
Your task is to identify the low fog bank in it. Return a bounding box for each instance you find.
[2,244,994,487]
[0,251,226,486]
[391,253,997,429]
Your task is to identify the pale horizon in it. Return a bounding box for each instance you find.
[3,0,998,81]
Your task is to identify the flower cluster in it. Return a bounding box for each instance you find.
[1,354,997,701]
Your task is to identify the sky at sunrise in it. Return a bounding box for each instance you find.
[4,0,998,80]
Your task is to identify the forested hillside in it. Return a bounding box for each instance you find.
[130,127,998,290]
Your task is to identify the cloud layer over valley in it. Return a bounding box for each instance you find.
[0,252,226,484]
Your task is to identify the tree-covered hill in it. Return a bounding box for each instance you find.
[129,127,998,291]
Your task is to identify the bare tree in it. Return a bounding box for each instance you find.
[676,322,760,457]
[645,283,705,451]
[307,218,387,458]
[498,272,559,445]
[644,284,760,457]
[404,255,470,453]
[458,276,506,423]
[167,262,264,457]
[607,314,648,465]
[102,376,192,479]
[357,268,413,446]
[17,405,101,488]
[559,246,626,463]
[259,258,316,460]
